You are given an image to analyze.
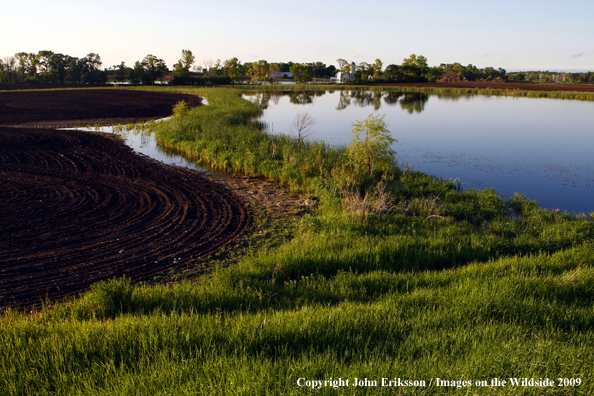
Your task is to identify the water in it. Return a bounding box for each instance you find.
[62,121,205,172]
[245,90,594,214]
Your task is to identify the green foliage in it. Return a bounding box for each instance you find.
[138,54,167,84]
[249,60,271,83]
[289,64,313,83]
[172,49,195,78]
[172,100,190,117]
[111,61,130,83]
[347,114,396,178]
[222,57,245,83]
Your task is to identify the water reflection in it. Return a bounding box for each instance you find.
[289,91,317,105]
[243,89,594,213]
[62,122,207,172]
[398,92,428,114]
[244,90,430,113]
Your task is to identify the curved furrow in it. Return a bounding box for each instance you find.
[0,127,251,308]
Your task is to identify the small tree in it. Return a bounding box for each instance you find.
[172,49,195,78]
[292,112,316,146]
[348,114,396,176]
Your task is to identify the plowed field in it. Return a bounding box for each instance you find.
[0,88,203,127]
[0,90,250,308]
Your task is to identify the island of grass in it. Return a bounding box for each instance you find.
[1,85,593,395]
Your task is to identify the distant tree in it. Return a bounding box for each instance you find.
[172,49,195,77]
[401,54,429,81]
[14,52,38,80]
[508,72,526,81]
[78,53,105,84]
[139,54,167,84]
[336,58,350,75]
[112,61,130,83]
[384,64,404,82]
[484,66,500,80]
[357,62,373,82]
[279,62,293,72]
[36,50,55,74]
[47,53,71,83]
[210,59,222,76]
[290,64,313,83]
[0,57,17,84]
[270,63,281,84]
[222,57,245,83]
[371,58,383,79]
[312,61,327,78]
[325,64,337,77]
[249,60,270,83]
[202,59,214,76]
[129,61,144,84]
[426,66,443,82]
[498,67,507,80]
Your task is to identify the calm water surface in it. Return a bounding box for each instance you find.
[245,90,594,214]
[67,91,593,214]
[63,121,205,172]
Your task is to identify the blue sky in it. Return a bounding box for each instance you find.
[2,0,593,72]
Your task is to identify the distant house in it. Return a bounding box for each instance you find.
[270,71,293,79]
[335,62,356,82]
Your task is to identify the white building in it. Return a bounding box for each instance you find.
[270,71,293,79]
[335,62,356,82]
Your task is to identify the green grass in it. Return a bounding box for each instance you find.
[1,86,593,395]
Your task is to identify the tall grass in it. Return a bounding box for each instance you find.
[1,86,592,395]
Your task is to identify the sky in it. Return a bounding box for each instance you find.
[2,0,593,72]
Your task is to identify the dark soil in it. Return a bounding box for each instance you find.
[0,89,252,309]
[0,89,202,127]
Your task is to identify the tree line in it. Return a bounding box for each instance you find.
[2,49,590,86]
[0,51,106,84]
[507,71,594,84]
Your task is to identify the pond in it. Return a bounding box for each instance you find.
[62,121,206,172]
[244,90,594,214]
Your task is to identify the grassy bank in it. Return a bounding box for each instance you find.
[1,87,593,395]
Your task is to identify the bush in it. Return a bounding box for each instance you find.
[347,114,396,178]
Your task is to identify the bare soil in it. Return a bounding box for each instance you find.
[0,88,202,127]
[0,89,255,308]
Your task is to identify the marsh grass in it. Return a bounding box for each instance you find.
[1,86,593,395]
